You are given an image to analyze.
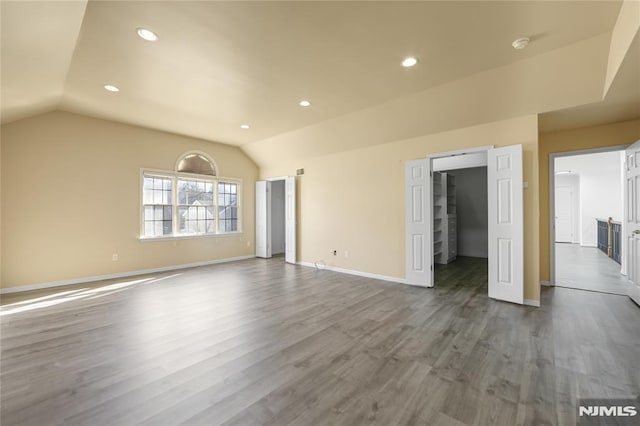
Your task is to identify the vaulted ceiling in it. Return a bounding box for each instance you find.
[2,1,638,157]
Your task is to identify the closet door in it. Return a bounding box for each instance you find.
[255,180,272,258]
[285,176,296,264]
[487,145,523,304]
[405,159,433,287]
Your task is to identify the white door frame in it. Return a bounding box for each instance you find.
[265,176,296,264]
[548,145,628,286]
[425,145,493,281]
[407,144,528,305]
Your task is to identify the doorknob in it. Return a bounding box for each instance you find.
[634,230,640,234]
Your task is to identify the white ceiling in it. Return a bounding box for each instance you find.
[1,1,636,148]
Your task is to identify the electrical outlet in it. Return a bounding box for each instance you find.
[332,250,337,256]
[112,254,119,261]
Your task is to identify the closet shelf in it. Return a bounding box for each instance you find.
[433,171,457,265]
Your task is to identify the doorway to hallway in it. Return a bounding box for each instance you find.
[551,149,627,295]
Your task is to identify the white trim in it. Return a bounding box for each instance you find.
[524,298,540,307]
[426,145,494,159]
[140,169,243,238]
[540,280,553,287]
[549,145,628,286]
[139,232,243,242]
[298,261,409,286]
[0,255,255,294]
[266,176,288,182]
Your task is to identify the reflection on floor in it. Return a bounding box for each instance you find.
[556,243,628,295]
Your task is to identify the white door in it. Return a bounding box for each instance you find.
[285,176,296,264]
[255,180,272,258]
[624,140,640,305]
[405,159,433,287]
[555,186,574,243]
[487,145,524,304]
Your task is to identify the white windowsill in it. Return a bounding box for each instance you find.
[139,232,243,242]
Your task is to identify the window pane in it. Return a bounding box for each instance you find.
[163,179,172,190]
[154,206,163,220]
[144,177,154,189]
[145,222,154,236]
[154,178,163,190]
[153,190,163,204]
[163,220,172,235]
[163,190,171,204]
[230,184,237,194]
[177,179,214,233]
[144,206,154,221]
[143,189,154,204]
[206,220,214,233]
[154,221,163,235]
[164,206,172,219]
[178,207,187,232]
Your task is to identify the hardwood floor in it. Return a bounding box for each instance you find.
[555,243,629,295]
[1,257,638,425]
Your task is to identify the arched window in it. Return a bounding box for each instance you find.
[141,152,240,239]
[175,152,217,176]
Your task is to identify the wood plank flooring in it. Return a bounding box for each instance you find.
[555,243,629,295]
[1,257,639,425]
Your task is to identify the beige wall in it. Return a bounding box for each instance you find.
[538,119,640,283]
[1,111,258,289]
[260,115,541,302]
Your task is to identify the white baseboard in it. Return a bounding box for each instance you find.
[540,280,553,287]
[0,255,256,294]
[524,298,541,307]
[298,261,407,285]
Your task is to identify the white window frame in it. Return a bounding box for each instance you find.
[139,168,243,241]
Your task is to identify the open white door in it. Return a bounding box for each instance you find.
[624,140,640,305]
[405,159,433,287]
[285,176,296,264]
[255,180,272,258]
[487,145,524,304]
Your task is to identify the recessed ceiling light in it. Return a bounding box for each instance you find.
[512,37,530,50]
[103,84,120,92]
[136,27,158,42]
[240,124,250,129]
[299,100,311,107]
[401,57,418,67]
